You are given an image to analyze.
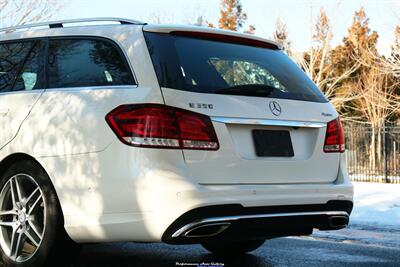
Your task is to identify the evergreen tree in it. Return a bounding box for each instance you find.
[218,0,247,31]
[209,0,255,33]
[332,8,399,171]
[331,7,378,83]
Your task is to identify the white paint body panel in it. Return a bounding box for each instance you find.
[161,88,340,184]
[0,23,353,243]
[0,90,44,149]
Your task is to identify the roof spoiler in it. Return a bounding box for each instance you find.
[143,25,281,50]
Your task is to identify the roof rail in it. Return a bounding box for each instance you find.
[0,17,146,34]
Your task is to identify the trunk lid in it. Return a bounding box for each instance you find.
[162,88,339,184]
[143,27,341,184]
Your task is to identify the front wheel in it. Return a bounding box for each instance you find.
[0,160,76,267]
[201,239,265,255]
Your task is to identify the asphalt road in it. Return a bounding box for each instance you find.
[76,234,400,267]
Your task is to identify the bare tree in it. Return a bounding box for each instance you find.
[0,0,61,27]
[359,26,400,79]
[294,8,359,111]
[351,65,400,172]
[388,26,400,77]
[344,24,400,174]
[273,18,291,55]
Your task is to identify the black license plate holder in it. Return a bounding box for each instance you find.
[252,130,294,157]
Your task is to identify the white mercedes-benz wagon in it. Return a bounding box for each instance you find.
[0,18,353,267]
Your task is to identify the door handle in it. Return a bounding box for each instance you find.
[0,108,9,116]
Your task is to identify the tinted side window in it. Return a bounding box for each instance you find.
[13,41,45,91]
[48,39,135,88]
[0,41,34,92]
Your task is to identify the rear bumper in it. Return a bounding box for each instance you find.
[156,154,353,244]
[162,200,353,244]
[51,142,353,243]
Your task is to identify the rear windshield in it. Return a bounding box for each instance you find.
[144,32,327,103]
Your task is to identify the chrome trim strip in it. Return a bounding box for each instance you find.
[171,211,349,238]
[211,117,326,128]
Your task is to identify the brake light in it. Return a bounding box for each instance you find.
[170,31,279,49]
[323,118,345,153]
[106,104,219,150]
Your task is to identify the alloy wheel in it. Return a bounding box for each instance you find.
[0,174,46,263]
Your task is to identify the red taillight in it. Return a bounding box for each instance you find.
[106,104,219,150]
[324,118,345,153]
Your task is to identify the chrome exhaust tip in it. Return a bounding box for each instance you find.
[183,222,231,238]
[328,215,349,228]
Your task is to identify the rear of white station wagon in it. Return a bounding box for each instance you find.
[0,19,353,266]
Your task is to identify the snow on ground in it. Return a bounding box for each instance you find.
[313,182,400,247]
[350,182,400,228]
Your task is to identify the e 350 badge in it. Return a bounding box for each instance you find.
[189,103,214,109]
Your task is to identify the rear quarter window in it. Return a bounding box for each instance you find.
[48,38,135,89]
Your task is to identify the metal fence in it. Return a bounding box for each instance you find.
[344,124,400,183]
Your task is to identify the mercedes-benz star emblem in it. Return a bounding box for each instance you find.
[269,101,282,116]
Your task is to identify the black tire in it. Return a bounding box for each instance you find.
[0,160,78,267]
[201,239,265,255]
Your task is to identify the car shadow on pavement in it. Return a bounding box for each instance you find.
[75,242,274,267]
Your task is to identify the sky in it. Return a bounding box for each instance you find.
[29,0,400,55]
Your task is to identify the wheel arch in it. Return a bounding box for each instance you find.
[0,153,65,223]
[0,153,38,177]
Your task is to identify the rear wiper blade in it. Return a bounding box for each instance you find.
[215,84,275,97]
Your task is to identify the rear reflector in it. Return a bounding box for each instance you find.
[106,104,219,150]
[324,118,345,153]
